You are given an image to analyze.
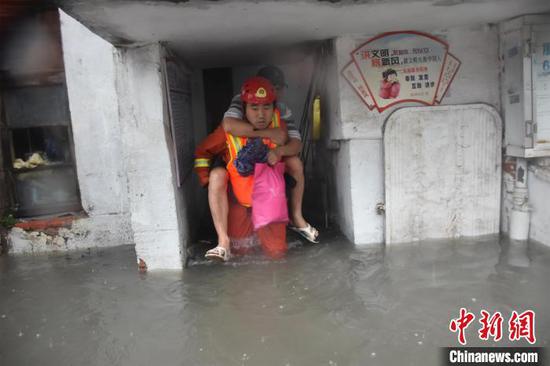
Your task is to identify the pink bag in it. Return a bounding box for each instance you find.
[251,162,289,230]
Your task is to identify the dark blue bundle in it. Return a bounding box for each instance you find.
[234,138,268,176]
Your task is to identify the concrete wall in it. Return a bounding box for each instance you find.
[4,11,137,254]
[60,11,184,269]
[330,24,500,244]
[331,141,354,240]
[59,10,133,248]
[500,159,550,248]
[322,43,350,238]
[115,44,184,270]
[528,160,550,246]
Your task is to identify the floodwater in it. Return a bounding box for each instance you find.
[0,232,549,366]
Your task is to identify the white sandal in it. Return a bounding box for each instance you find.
[289,223,319,244]
[205,246,230,262]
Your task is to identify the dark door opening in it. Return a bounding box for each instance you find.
[202,67,234,133]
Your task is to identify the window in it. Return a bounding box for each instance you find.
[2,83,81,217]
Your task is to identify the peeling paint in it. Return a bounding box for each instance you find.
[8,227,66,254]
[7,215,133,255]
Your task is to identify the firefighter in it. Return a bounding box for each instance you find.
[194,77,290,261]
[221,66,319,244]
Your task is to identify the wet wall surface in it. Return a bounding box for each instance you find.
[0,233,548,366]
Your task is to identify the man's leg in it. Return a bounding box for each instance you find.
[284,156,307,228]
[208,167,230,250]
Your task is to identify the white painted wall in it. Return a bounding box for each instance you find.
[349,139,385,244]
[61,0,550,67]
[500,169,515,235]
[10,12,185,270]
[115,44,183,270]
[59,10,133,247]
[321,44,352,239]
[331,24,501,245]
[333,24,500,141]
[527,161,550,246]
[331,141,354,241]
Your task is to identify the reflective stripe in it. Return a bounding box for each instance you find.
[272,111,280,128]
[227,135,245,161]
[231,135,243,153]
[224,109,282,207]
[194,158,210,168]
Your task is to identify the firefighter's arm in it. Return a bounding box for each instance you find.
[222,117,288,145]
[193,126,226,187]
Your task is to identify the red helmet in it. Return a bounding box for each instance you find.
[240,76,277,104]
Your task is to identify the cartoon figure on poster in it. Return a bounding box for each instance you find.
[344,31,461,112]
[380,68,400,99]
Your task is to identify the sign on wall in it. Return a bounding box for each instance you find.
[532,25,550,148]
[341,31,461,113]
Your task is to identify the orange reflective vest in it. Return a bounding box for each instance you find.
[225,109,281,207]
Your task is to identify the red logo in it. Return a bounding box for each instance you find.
[509,310,536,344]
[449,308,475,345]
[449,309,536,345]
[478,310,503,341]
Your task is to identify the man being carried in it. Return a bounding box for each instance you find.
[194,77,290,261]
[222,66,319,243]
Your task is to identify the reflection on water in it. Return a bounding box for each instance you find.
[0,233,549,366]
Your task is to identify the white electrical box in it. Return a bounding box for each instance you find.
[500,15,550,158]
